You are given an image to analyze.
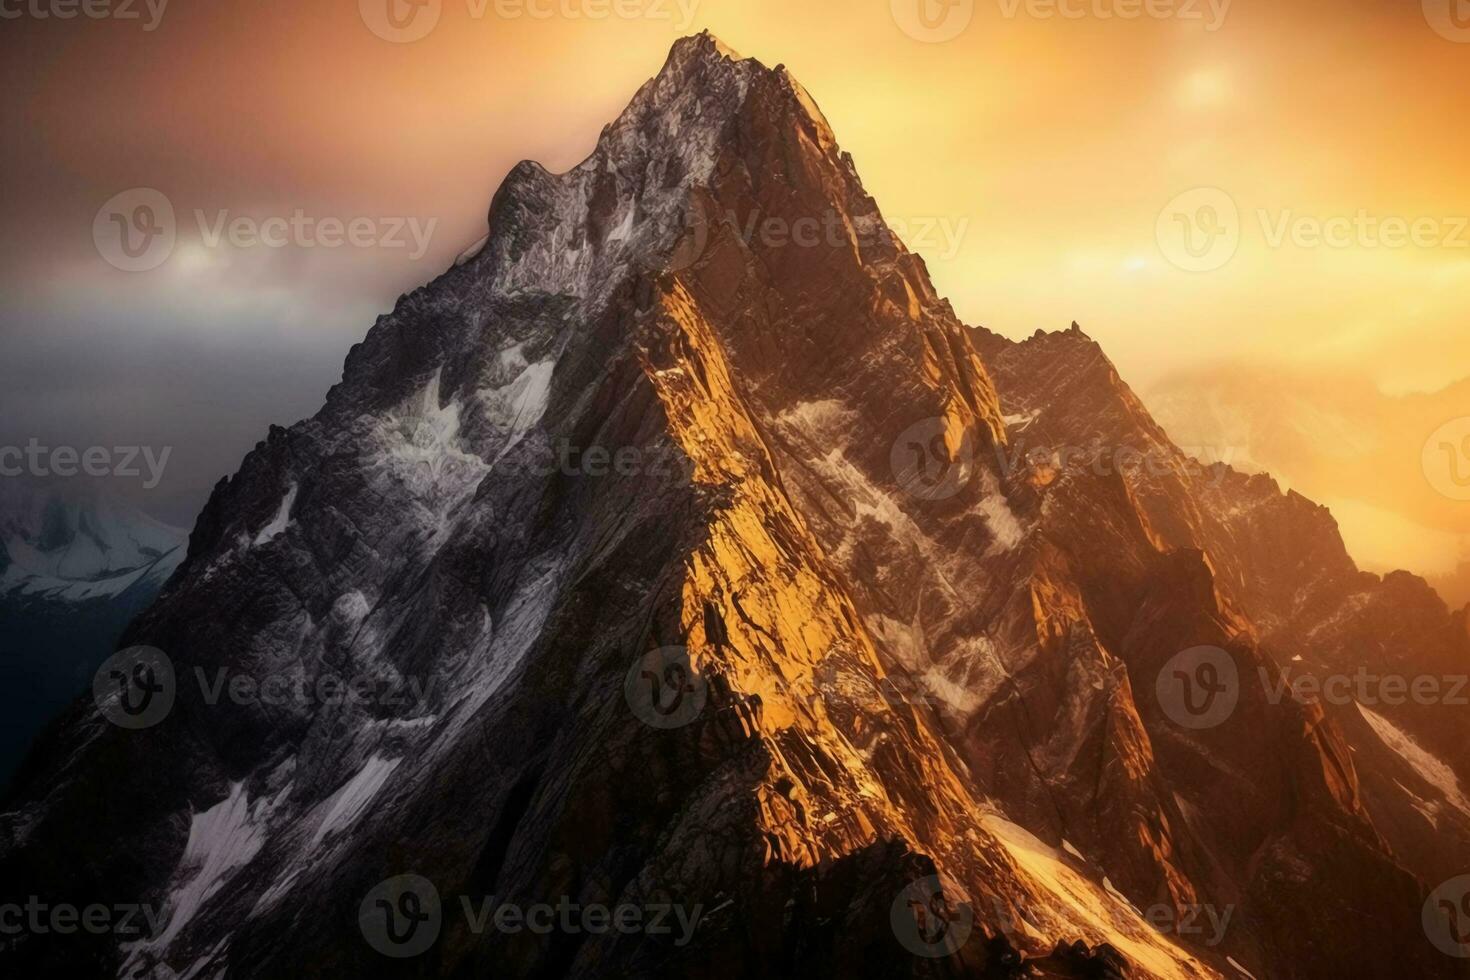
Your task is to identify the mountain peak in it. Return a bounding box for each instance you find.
[467,34,855,307]
[667,29,745,66]
[12,38,1461,980]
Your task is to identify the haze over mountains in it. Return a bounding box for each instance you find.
[1,33,1466,980]
[1146,365,1470,608]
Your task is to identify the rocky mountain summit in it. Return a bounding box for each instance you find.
[3,33,1466,980]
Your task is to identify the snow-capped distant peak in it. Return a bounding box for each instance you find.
[0,484,187,602]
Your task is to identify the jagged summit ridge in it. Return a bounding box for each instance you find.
[467,32,856,307]
[471,32,755,302]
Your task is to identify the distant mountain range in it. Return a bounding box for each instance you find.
[0,483,184,788]
[1145,365,1470,608]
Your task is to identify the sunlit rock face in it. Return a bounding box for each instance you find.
[3,33,1466,980]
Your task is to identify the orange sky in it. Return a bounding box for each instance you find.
[2,0,1466,592]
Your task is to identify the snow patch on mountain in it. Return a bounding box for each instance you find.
[131,781,288,957]
[1358,704,1470,817]
[311,755,401,846]
[979,469,1025,552]
[984,813,1211,980]
[438,557,565,751]
[367,369,491,531]
[252,483,297,546]
[479,357,556,466]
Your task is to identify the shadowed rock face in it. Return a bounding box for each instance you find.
[2,32,1466,980]
[975,326,1470,903]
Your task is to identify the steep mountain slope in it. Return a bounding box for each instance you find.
[2,34,1464,980]
[975,324,1470,912]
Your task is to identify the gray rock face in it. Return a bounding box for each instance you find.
[2,32,1466,980]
